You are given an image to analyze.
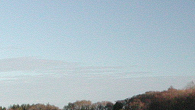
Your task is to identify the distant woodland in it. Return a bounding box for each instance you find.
[1,81,195,110]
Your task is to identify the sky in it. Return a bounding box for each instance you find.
[0,0,195,108]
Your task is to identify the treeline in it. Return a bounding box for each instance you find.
[63,100,113,110]
[63,82,195,110]
[118,82,195,110]
[62,86,195,110]
[1,82,195,110]
[1,101,114,110]
[0,103,59,110]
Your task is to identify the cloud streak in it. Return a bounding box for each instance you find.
[0,46,21,50]
[0,57,155,81]
[0,57,123,76]
[0,57,76,73]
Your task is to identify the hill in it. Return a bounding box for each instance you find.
[118,86,195,110]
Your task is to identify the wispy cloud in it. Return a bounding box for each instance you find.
[0,57,77,73]
[0,57,154,81]
[0,57,122,76]
[0,46,21,50]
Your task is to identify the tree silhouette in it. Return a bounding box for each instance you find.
[113,102,123,110]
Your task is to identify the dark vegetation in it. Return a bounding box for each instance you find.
[1,81,195,110]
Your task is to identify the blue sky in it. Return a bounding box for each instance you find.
[0,0,195,108]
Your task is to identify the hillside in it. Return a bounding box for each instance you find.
[119,85,195,110]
